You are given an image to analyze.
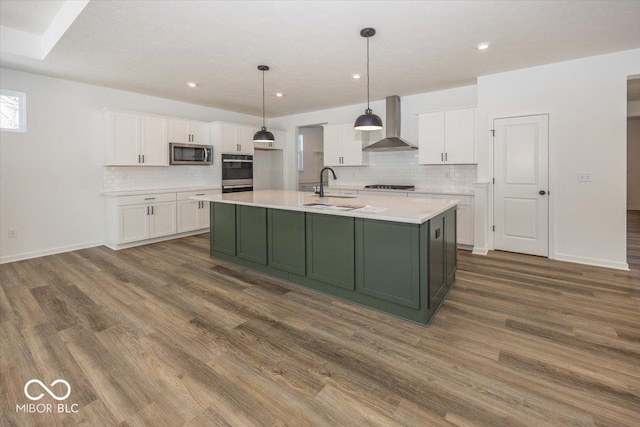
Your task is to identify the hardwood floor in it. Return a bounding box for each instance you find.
[1,213,639,426]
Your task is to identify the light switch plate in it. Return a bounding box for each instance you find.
[577,173,592,182]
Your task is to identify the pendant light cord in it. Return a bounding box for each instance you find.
[366,36,370,110]
[262,70,266,127]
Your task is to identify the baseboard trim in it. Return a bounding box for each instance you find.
[553,253,630,271]
[104,229,208,251]
[0,241,104,264]
[472,247,489,256]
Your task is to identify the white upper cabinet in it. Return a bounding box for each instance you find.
[418,107,476,165]
[212,122,255,155]
[190,121,210,145]
[105,110,168,166]
[168,118,210,145]
[141,115,168,165]
[254,129,285,150]
[322,123,366,166]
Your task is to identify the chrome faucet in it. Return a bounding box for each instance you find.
[318,167,337,197]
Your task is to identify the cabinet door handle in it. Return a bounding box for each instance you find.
[445,153,448,161]
[147,206,149,215]
[441,153,443,162]
[151,206,154,215]
[138,154,141,163]
[142,154,145,163]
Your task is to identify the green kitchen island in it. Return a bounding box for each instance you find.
[192,190,458,326]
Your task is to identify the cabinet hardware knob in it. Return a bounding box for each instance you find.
[539,190,546,195]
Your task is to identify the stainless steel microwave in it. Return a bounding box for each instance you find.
[170,143,213,165]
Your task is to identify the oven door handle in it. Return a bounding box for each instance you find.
[222,159,253,163]
[223,184,254,189]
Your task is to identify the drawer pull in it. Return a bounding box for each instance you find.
[144,197,156,200]
[196,193,205,196]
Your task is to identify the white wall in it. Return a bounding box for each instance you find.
[269,85,477,190]
[253,150,284,191]
[628,118,640,210]
[477,48,640,270]
[0,67,261,263]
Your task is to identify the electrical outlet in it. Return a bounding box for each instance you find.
[8,228,17,238]
[577,173,592,182]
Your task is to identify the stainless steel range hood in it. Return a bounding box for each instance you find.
[363,95,418,151]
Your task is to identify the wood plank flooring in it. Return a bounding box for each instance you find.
[1,212,639,426]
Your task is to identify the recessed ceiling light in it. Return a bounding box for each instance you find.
[275,92,283,97]
[476,42,490,51]
[187,82,197,88]
[352,74,361,79]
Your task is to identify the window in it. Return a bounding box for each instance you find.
[297,133,304,171]
[1,90,26,132]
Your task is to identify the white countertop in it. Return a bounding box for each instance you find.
[327,185,474,196]
[192,190,458,224]
[102,186,220,197]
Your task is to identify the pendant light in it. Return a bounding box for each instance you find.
[253,65,275,142]
[354,28,383,131]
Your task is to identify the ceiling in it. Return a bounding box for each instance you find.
[1,1,640,117]
[0,0,65,35]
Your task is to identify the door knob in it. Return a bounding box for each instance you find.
[539,190,546,195]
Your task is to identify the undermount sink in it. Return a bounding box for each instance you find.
[302,203,331,207]
[302,202,365,211]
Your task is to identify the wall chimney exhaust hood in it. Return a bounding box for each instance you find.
[363,95,418,151]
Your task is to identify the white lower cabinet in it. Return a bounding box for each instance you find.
[456,204,473,246]
[407,193,474,248]
[119,204,149,243]
[177,190,216,232]
[117,196,176,243]
[149,202,177,238]
[105,188,220,249]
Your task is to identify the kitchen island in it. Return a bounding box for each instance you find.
[192,190,458,326]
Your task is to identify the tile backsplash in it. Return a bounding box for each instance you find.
[103,166,216,192]
[331,151,477,192]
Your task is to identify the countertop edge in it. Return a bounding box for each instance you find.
[102,187,221,197]
[192,194,458,224]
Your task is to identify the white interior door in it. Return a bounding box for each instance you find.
[494,114,549,256]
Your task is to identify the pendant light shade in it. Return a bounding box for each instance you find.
[354,109,384,131]
[253,127,274,142]
[253,65,275,143]
[354,28,383,131]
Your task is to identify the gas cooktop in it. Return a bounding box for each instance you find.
[364,184,415,191]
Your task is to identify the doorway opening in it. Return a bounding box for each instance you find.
[627,77,640,267]
[296,125,325,192]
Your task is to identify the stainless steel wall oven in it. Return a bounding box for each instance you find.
[222,154,253,193]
